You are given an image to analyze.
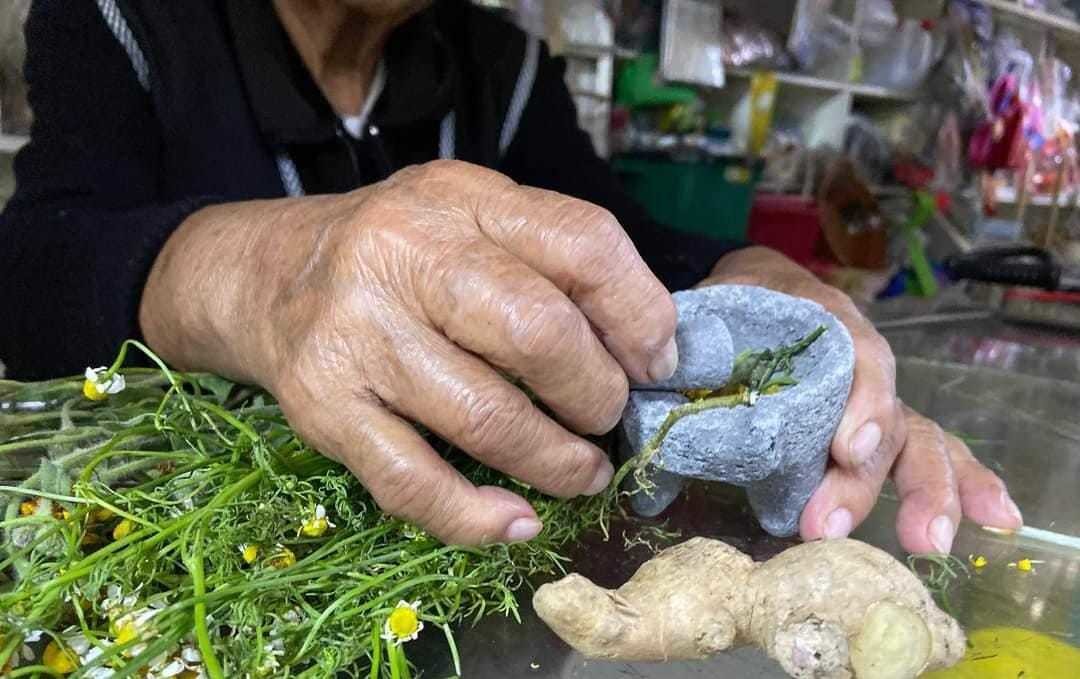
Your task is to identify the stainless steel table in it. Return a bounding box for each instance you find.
[416,310,1080,678]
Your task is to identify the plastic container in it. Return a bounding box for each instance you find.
[862,19,937,91]
[613,155,760,242]
[747,194,822,265]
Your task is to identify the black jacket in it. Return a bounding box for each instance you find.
[0,0,736,380]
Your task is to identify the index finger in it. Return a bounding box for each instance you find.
[476,181,679,385]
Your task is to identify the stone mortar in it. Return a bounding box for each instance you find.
[619,285,855,536]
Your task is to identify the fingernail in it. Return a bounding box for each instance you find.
[824,508,853,539]
[504,517,542,543]
[584,458,615,496]
[849,422,882,466]
[929,515,956,554]
[647,336,679,383]
[1003,490,1024,525]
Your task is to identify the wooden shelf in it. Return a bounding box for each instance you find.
[985,0,1080,39]
[0,134,28,154]
[727,68,916,102]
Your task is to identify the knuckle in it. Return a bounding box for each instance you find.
[367,456,467,540]
[553,200,627,258]
[457,385,530,453]
[368,455,432,518]
[648,294,678,345]
[417,159,511,190]
[579,204,624,246]
[506,295,585,360]
[592,370,629,431]
[550,446,602,496]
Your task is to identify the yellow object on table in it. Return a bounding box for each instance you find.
[922,627,1080,678]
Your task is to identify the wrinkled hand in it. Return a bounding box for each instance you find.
[701,247,1023,553]
[142,161,678,545]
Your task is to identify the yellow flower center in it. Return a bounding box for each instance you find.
[113,619,138,645]
[240,544,260,564]
[1017,558,1033,572]
[43,640,80,674]
[113,518,135,541]
[19,499,39,516]
[269,547,296,569]
[387,606,420,639]
[83,379,107,401]
[301,517,330,537]
[90,507,115,523]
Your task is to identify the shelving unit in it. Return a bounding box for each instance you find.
[0,134,28,154]
[727,68,916,102]
[985,0,1080,40]
[996,186,1080,208]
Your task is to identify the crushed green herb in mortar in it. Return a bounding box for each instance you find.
[631,325,827,488]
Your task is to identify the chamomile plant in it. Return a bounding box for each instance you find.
[1,341,617,678]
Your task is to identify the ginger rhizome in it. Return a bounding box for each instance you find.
[534,537,966,679]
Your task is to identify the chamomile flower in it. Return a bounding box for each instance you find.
[268,544,296,569]
[101,584,139,616]
[1008,558,1045,573]
[112,518,135,540]
[0,631,38,671]
[83,366,126,401]
[239,543,260,564]
[101,588,166,657]
[146,644,205,679]
[299,504,336,537]
[42,639,80,674]
[256,637,286,675]
[18,498,38,516]
[382,600,424,645]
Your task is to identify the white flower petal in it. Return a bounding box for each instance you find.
[181,646,202,663]
[315,504,326,519]
[24,630,43,642]
[105,374,126,394]
[84,645,106,663]
[86,367,99,380]
[67,635,91,655]
[159,659,186,677]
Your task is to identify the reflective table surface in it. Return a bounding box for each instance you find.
[416,299,1080,678]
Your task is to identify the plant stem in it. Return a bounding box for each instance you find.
[189,527,226,679]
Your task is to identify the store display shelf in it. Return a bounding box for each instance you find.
[0,134,28,154]
[727,68,916,102]
[996,186,1079,207]
[986,0,1080,39]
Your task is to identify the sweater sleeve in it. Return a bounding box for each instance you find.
[0,0,216,380]
[498,41,742,293]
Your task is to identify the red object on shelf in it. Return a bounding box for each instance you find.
[747,194,822,266]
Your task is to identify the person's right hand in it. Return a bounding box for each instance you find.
[140,161,679,545]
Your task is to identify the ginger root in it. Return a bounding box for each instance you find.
[533,537,965,679]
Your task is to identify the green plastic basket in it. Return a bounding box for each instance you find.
[614,155,760,242]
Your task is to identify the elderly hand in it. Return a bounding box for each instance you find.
[141,161,678,545]
[701,247,1023,554]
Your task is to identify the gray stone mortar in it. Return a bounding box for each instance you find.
[619,285,855,536]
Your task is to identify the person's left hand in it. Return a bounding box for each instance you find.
[700,247,1023,554]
